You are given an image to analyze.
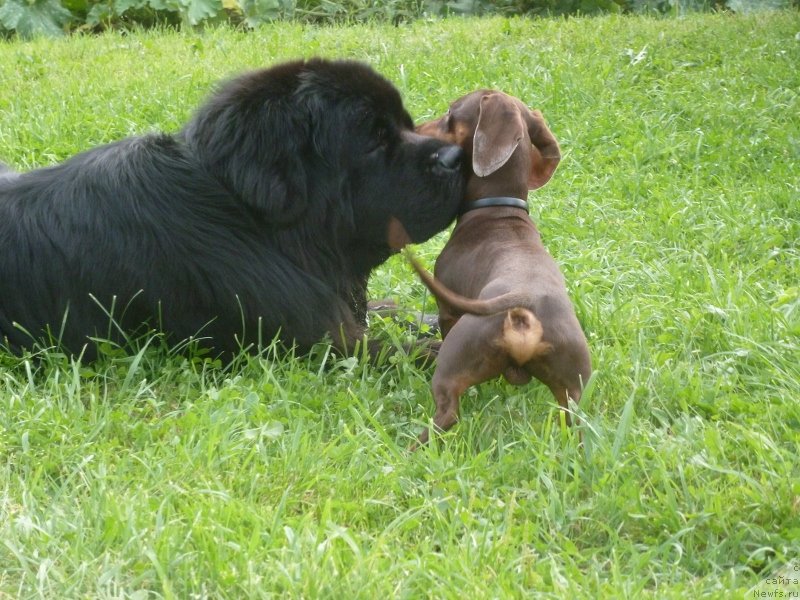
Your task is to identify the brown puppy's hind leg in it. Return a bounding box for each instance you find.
[416,313,523,446]
[537,356,590,429]
[545,382,580,426]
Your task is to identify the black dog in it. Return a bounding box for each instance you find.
[0,58,464,358]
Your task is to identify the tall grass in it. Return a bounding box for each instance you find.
[1,11,799,598]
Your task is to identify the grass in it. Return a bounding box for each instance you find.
[1,11,799,598]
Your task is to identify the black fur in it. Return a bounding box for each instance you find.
[0,58,464,358]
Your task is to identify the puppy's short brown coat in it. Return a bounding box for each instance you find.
[410,90,592,444]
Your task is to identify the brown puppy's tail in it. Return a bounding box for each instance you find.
[405,250,551,365]
[501,306,549,367]
[405,249,529,316]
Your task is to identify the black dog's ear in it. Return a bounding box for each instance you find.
[219,106,313,225]
[472,93,525,178]
[182,72,313,226]
[229,122,311,225]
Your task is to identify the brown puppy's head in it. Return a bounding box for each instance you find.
[416,89,560,202]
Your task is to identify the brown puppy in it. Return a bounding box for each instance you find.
[410,90,592,444]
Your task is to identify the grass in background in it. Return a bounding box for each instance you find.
[1,12,799,598]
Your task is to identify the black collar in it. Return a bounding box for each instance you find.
[460,196,528,215]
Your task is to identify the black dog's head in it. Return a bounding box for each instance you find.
[182,58,465,257]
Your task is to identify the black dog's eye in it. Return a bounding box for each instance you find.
[367,120,392,153]
[376,126,389,143]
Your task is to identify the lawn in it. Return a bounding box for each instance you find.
[1,11,799,598]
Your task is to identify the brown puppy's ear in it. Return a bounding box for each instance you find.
[523,108,561,190]
[472,94,525,177]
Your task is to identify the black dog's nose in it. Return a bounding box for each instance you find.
[434,145,463,170]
